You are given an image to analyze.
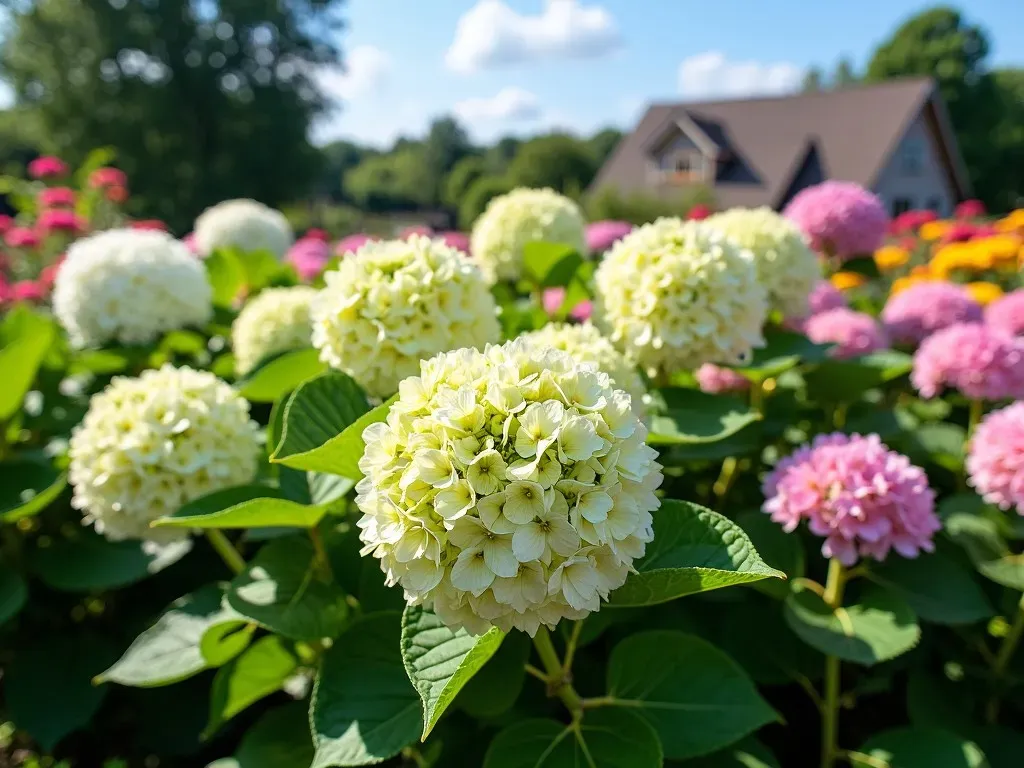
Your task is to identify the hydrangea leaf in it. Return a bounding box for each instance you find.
[735,510,805,595]
[206,248,247,308]
[456,631,532,719]
[483,709,662,768]
[943,507,1024,591]
[155,486,327,530]
[687,736,782,768]
[311,613,422,767]
[804,350,913,402]
[237,347,327,403]
[211,702,314,768]
[647,389,761,445]
[0,460,66,522]
[0,563,27,626]
[522,241,583,288]
[852,728,987,768]
[605,631,776,760]
[0,314,55,420]
[608,500,785,607]
[400,604,505,739]
[784,582,920,666]
[868,551,993,625]
[734,329,833,381]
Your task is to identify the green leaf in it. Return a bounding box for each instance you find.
[483,709,662,768]
[237,348,327,403]
[735,511,804,595]
[207,249,247,308]
[608,500,784,607]
[31,530,184,592]
[869,552,993,625]
[6,634,117,751]
[852,728,988,767]
[736,329,832,381]
[944,509,1024,591]
[98,585,241,687]
[200,621,255,667]
[605,631,776,760]
[68,348,133,376]
[522,241,583,288]
[227,536,348,641]
[805,350,913,402]
[204,636,298,738]
[842,255,881,279]
[270,372,375,476]
[400,604,504,740]
[0,317,55,420]
[784,582,920,666]
[0,563,27,625]
[213,702,314,768]
[900,422,966,473]
[688,736,781,768]
[237,249,290,292]
[159,329,208,358]
[0,461,66,522]
[155,486,327,530]
[311,613,422,767]
[456,631,531,718]
[648,389,761,445]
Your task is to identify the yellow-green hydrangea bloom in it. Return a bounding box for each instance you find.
[232,286,317,375]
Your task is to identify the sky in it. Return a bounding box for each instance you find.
[312,0,1024,148]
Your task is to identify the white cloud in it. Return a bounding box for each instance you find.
[678,52,803,100]
[315,44,392,102]
[454,87,541,123]
[0,80,14,110]
[446,0,620,74]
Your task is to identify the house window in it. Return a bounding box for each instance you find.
[926,196,942,214]
[892,197,913,216]
[675,156,692,173]
[900,137,925,175]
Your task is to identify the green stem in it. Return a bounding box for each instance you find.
[310,527,334,583]
[205,530,247,575]
[987,594,1024,723]
[532,627,583,716]
[821,559,847,768]
[749,379,764,416]
[713,456,739,510]
[967,399,984,442]
[563,620,584,674]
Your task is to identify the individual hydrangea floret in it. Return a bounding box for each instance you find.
[232,286,318,375]
[193,198,294,259]
[805,308,888,360]
[355,339,662,635]
[967,403,1024,514]
[594,218,767,376]
[783,181,888,260]
[986,290,1024,337]
[470,188,587,283]
[68,366,261,545]
[911,323,1024,400]
[312,235,500,398]
[763,433,939,564]
[522,323,646,415]
[882,281,982,345]
[707,206,821,317]
[695,364,750,394]
[53,229,213,347]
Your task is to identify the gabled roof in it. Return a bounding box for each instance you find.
[590,77,971,209]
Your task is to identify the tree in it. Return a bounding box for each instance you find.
[587,128,623,166]
[832,58,859,87]
[459,176,513,229]
[505,134,597,195]
[442,155,487,210]
[344,146,433,212]
[319,140,371,201]
[802,67,825,92]
[0,0,344,231]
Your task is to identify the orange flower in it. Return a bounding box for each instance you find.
[919,220,953,241]
[930,241,990,279]
[975,234,1023,268]
[874,245,910,270]
[965,281,1005,306]
[831,271,867,291]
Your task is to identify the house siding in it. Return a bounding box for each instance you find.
[872,113,958,216]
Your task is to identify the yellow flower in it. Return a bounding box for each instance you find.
[965,282,1005,306]
[930,242,990,279]
[919,220,953,241]
[830,272,867,291]
[975,235,1023,268]
[995,209,1024,234]
[890,266,936,295]
[874,245,910,271]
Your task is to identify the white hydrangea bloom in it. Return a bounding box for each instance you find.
[522,323,647,416]
[311,236,500,399]
[594,218,768,376]
[232,286,317,375]
[355,339,662,636]
[68,366,261,544]
[193,198,294,259]
[53,229,213,348]
[470,187,587,283]
[707,206,821,317]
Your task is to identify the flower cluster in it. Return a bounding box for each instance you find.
[695,364,750,394]
[911,323,1024,400]
[586,221,634,254]
[967,403,1024,515]
[68,366,261,544]
[594,218,767,376]
[763,433,939,564]
[707,206,821,317]
[53,229,213,348]
[355,340,662,635]
[193,199,294,259]
[783,181,888,260]
[805,308,888,359]
[986,290,1024,336]
[522,323,646,414]
[881,281,982,345]
[287,237,332,282]
[874,245,910,271]
[470,188,588,283]
[542,287,592,322]
[232,286,318,375]
[336,233,376,256]
[312,236,500,398]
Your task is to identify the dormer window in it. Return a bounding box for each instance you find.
[675,156,692,174]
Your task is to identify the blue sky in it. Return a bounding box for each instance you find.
[313,0,1024,147]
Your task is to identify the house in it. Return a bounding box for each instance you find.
[590,77,971,217]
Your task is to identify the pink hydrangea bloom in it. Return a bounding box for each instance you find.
[400,225,433,239]
[687,204,712,220]
[889,209,936,236]
[88,167,127,189]
[28,156,68,179]
[542,287,592,322]
[335,233,376,257]
[288,237,331,281]
[586,221,633,253]
[912,323,1024,400]
[805,308,888,360]
[955,199,986,219]
[0,215,13,234]
[882,281,983,345]
[695,364,750,394]
[130,219,168,231]
[36,209,85,235]
[783,181,888,260]
[39,257,64,288]
[10,280,47,302]
[784,282,847,333]
[967,403,1024,514]
[764,432,939,564]
[180,232,199,255]
[986,290,1024,337]
[436,231,470,254]
[304,228,329,241]
[5,227,40,248]
[38,186,75,208]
